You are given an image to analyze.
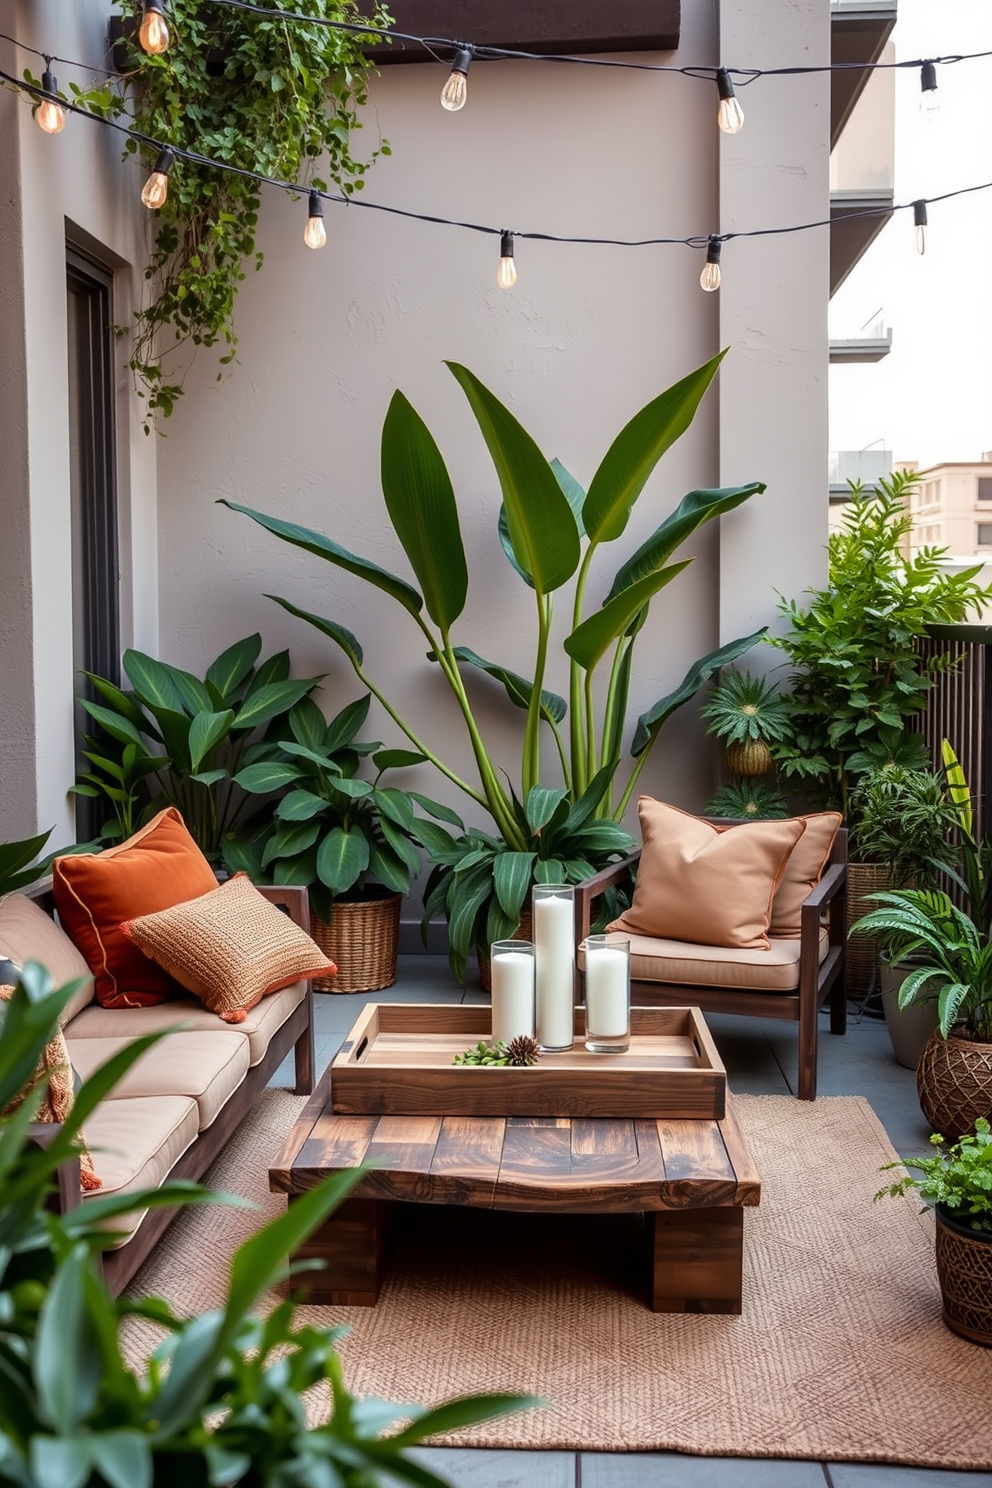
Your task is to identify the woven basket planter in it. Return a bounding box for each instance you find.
[935,1206,992,1347]
[311,891,402,994]
[917,1032,992,1140]
[845,862,894,998]
[477,907,533,995]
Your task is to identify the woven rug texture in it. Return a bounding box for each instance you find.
[121,1091,992,1467]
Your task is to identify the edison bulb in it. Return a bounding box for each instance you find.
[304,215,327,250]
[497,255,517,289]
[700,261,721,292]
[139,6,170,55]
[37,97,66,134]
[916,223,926,255]
[141,170,170,209]
[718,96,744,134]
[441,70,468,111]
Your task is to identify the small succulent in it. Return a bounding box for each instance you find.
[707,780,789,820]
[453,1039,509,1066]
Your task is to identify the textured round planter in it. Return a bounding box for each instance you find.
[846,862,894,999]
[917,1031,992,1140]
[935,1205,992,1347]
[880,959,939,1070]
[477,907,533,995]
[310,889,402,994]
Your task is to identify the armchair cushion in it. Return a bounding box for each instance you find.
[593,927,830,993]
[610,799,806,950]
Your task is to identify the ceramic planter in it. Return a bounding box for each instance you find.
[880,958,939,1070]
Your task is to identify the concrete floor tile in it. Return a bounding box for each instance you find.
[828,1467,992,1487]
[581,1454,825,1486]
[404,1447,575,1487]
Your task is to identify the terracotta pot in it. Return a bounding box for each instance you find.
[880,959,939,1070]
[917,1031,992,1140]
[935,1205,992,1347]
[310,889,402,994]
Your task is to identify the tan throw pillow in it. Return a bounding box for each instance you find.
[609,799,807,950]
[768,811,843,938]
[0,986,100,1190]
[0,893,94,1025]
[121,874,336,1023]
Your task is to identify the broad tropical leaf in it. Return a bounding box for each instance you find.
[205,633,262,701]
[324,695,371,754]
[316,828,370,894]
[449,647,567,724]
[631,629,767,757]
[188,710,234,773]
[122,651,188,713]
[267,596,364,669]
[234,762,303,793]
[381,390,469,630]
[233,678,320,731]
[497,458,585,586]
[525,786,567,833]
[564,563,692,671]
[492,851,536,921]
[605,483,766,601]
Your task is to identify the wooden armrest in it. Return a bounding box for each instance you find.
[800,861,846,915]
[574,851,641,942]
[256,884,311,936]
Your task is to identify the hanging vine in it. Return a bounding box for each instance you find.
[63,1,390,427]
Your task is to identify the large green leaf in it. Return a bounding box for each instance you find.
[582,352,726,545]
[368,838,414,893]
[447,362,580,594]
[188,710,234,773]
[492,851,536,921]
[205,633,262,701]
[408,791,464,828]
[232,677,319,730]
[631,628,767,756]
[287,696,328,754]
[450,647,567,724]
[497,458,586,587]
[267,595,364,668]
[380,817,423,875]
[564,563,693,671]
[35,1245,102,1431]
[219,500,424,616]
[373,787,415,832]
[525,785,568,833]
[122,650,188,713]
[79,699,147,752]
[324,695,371,754]
[261,821,321,867]
[605,483,766,602]
[82,673,149,732]
[316,827,370,894]
[234,761,304,793]
[275,788,328,821]
[381,390,468,630]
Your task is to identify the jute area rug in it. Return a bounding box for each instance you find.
[122,1091,992,1467]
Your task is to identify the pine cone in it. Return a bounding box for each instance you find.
[506,1035,540,1067]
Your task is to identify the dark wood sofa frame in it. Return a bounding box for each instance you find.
[574,826,848,1102]
[28,881,315,1295]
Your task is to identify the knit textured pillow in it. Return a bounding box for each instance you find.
[0,986,100,1190]
[121,874,336,1022]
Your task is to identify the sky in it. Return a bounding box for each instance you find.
[828,0,992,468]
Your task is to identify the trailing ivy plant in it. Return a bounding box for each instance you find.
[62,0,390,426]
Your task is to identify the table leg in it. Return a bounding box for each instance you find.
[648,1207,743,1314]
[289,1196,393,1306]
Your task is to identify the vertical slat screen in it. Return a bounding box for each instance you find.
[914,628,992,843]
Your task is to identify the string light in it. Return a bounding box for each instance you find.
[716,69,744,134]
[919,58,939,118]
[139,0,171,56]
[35,58,65,134]
[913,199,928,255]
[441,47,473,111]
[303,189,326,249]
[141,146,175,208]
[700,236,722,292]
[496,230,517,288]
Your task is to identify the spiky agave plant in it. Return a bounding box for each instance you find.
[706,779,789,821]
[700,670,790,777]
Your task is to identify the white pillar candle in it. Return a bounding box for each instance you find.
[585,946,629,1037]
[533,892,575,1050]
[491,950,535,1043]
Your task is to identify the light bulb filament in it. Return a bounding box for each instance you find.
[441,47,473,111]
[36,65,66,134]
[139,0,171,55]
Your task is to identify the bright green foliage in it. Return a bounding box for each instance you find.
[222,355,767,872]
[74,635,320,866]
[231,693,460,919]
[770,472,991,813]
[56,0,389,425]
[700,670,791,746]
[849,766,958,884]
[0,965,535,1483]
[706,780,789,820]
[876,1118,992,1234]
[851,744,992,1040]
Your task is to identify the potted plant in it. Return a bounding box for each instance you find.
[848,765,959,1064]
[701,670,789,818]
[853,743,992,1136]
[222,355,768,972]
[876,1118,992,1345]
[232,694,456,992]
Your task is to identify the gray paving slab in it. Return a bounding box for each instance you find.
[581,1454,825,1486]
[403,1447,575,1486]
[828,1467,992,1486]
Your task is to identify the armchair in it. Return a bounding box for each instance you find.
[575,823,847,1101]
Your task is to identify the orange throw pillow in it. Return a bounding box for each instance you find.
[610,798,806,950]
[53,808,218,1009]
[768,811,843,938]
[121,873,336,1022]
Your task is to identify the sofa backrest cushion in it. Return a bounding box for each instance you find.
[0,893,94,1024]
[53,808,218,1009]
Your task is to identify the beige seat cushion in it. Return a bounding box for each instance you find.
[768,812,843,937]
[67,1030,250,1131]
[585,927,831,993]
[81,1094,199,1248]
[610,798,806,950]
[0,893,94,1023]
[65,979,307,1066]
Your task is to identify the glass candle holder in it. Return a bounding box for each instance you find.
[490,940,535,1044]
[583,933,630,1053]
[532,883,575,1051]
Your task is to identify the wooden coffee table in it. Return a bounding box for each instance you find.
[269,1062,761,1314]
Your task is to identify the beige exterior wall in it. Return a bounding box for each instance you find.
[1,0,830,855]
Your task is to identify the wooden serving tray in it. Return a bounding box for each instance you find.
[330,1003,726,1119]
